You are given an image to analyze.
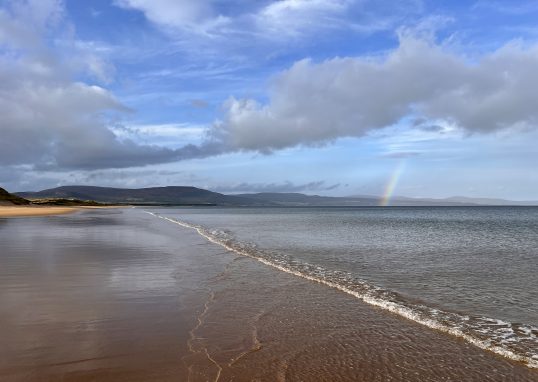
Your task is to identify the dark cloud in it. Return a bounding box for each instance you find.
[35,141,223,171]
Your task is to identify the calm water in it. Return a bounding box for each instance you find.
[151,206,538,368]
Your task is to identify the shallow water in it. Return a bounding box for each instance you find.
[153,206,538,368]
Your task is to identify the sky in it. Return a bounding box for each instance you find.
[1,0,538,200]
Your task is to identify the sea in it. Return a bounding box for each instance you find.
[148,206,538,369]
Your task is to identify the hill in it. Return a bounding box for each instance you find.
[236,193,492,206]
[18,188,386,206]
[17,186,538,207]
[18,186,270,206]
[0,187,31,205]
[389,195,538,206]
[236,192,380,206]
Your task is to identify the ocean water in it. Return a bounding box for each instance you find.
[148,206,538,368]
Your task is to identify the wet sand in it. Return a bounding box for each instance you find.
[0,208,536,381]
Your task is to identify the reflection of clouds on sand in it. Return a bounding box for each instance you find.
[108,264,177,292]
[0,207,239,380]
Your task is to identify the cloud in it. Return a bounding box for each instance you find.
[113,0,366,40]
[114,0,217,30]
[64,168,189,189]
[256,0,352,38]
[4,1,538,175]
[0,0,62,49]
[208,33,538,152]
[214,181,341,194]
[0,0,218,170]
[111,123,207,147]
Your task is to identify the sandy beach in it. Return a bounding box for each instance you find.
[0,208,536,381]
[0,206,79,217]
[0,205,123,218]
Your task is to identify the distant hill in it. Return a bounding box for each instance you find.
[236,192,380,206]
[16,186,538,207]
[18,186,270,206]
[237,193,488,206]
[390,195,538,206]
[442,196,538,206]
[0,187,30,205]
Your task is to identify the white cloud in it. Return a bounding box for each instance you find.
[112,123,208,147]
[0,0,62,49]
[4,0,538,179]
[114,0,223,31]
[257,0,352,37]
[113,0,367,39]
[208,34,538,152]
[263,0,350,15]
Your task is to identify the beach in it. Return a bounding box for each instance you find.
[1,208,537,381]
[0,206,79,217]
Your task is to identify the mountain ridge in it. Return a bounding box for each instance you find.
[17,186,270,206]
[16,185,538,206]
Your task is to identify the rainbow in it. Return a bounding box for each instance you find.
[380,162,406,206]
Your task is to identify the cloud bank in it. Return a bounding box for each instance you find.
[0,0,216,170]
[3,1,538,173]
[212,34,538,152]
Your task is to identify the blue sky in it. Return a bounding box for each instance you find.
[1,0,538,200]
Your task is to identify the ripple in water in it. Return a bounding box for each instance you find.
[146,211,538,369]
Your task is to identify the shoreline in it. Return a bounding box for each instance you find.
[148,208,537,380]
[1,208,536,381]
[148,212,538,370]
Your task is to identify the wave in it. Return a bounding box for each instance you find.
[146,211,538,369]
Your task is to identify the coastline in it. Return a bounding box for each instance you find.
[1,208,536,381]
